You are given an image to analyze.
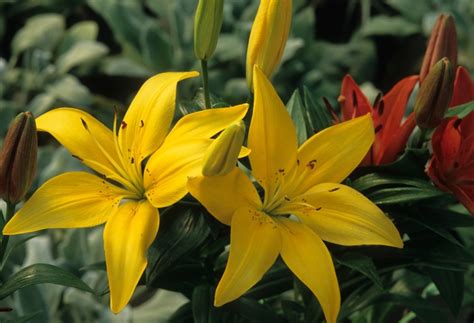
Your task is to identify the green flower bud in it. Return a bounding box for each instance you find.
[202,121,245,176]
[0,112,38,204]
[420,14,457,83]
[194,0,224,61]
[415,58,454,129]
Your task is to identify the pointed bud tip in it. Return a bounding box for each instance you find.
[420,13,458,82]
[415,58,454,129]
[202,122,246,177]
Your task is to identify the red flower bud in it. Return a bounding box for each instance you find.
[0,112,38,204]
[420,14,457,83]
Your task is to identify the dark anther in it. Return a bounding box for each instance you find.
[306,159,317,169]
[352,90,358,108]
[323,97,339,121]
[453,118,462,129]
[297,159,300,165]
[284,196,290,201]
[140,120,144,128]
[315,207,322,211]
[131,157,135,164]
[121,121,128,129]
[80,118,88,130]
[278,168,285,173]
[373,93,382,108]
[377,100,385,116]
[328,187,340,192]
[375,124,383,133]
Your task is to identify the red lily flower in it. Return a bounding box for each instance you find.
[427,66,474,214]
[337,74,419,165]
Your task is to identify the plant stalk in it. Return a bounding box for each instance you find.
[201,59,211,108]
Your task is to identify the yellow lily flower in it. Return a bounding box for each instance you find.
[188,66,403,323]
[3,71,248,314]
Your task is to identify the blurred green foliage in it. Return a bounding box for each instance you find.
[1,0,474,322]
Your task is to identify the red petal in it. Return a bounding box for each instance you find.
[450,66,474,106]
[377,75,418,142]
[339,75,372,121]
[448,183,474,215]
[427,157,450,191]
[377,112,416,164]
[460,110,474,138]
[439,118,462,171]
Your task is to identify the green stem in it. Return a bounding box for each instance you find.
[415,127,428,148]
[0,202,16,265]
[201,59,211,108]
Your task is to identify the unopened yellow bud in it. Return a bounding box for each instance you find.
[194,0,224,60]
[415,58,454,129]
[0,112,38,204]
[420,13,457,83]
[246,0,292,90]
[202,121,245,176]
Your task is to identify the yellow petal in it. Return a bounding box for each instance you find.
[104,200,159,313]
[215,207,280,306]
[164,104,248,145]
[278,218,340,323]
[36,108,121,178]
[144,139,212,208]
[277,183,403,248]
[3,172,129,235]
[187,168,262,225]
[246,0,292,89]
[249,66,298,200]
[119,71,199,164]
[292,114,374,196]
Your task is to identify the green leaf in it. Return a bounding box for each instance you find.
[367,148,430,178]
[373,294,449,323]
[404,238,474,269]
[27,93,56,116]
[417,207,474,228]
[427,268,464,316]
[139,20,173,70]
[58,21,100,54]
[146,206,210,289]
[352,173,435,192]
[0,264,94,300]
[192,285,221,323]
[281,300,304,323]
[169,302,193,323]
[445,101,474,119]
[4,311,43,323]
[87,0,172,70]
[225,297,285,322]
[101,56,151,77]
[46,75,92,106]
[336,253,384,290]
[0,234,41,271]
[360,16,419,37]
[12,14,65,56]
[286,89,308,145]
[246,262,293,299]
[303,86,333,133]
[367,187,444,205]
[56,41,108,74]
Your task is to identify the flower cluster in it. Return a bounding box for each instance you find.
[1,1,473,322]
